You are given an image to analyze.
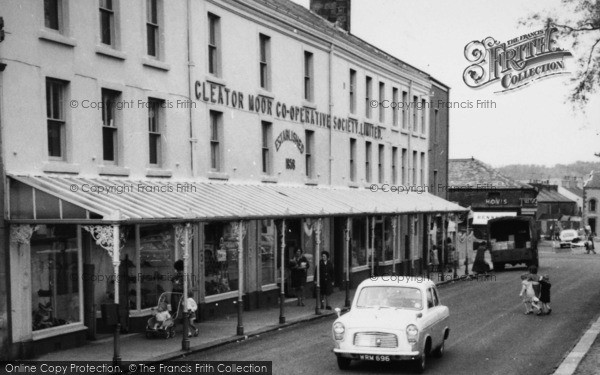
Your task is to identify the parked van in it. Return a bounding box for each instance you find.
[487,217,538,271]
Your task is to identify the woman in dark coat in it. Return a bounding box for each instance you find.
[471,241,489,274]
[289,249,309,306]
[171,259,184,317]
[319,251,335,310]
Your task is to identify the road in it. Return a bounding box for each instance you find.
[178,248,600,375]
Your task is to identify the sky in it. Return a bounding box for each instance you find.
[293,0,600,168]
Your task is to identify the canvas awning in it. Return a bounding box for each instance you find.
[7,175,467,223]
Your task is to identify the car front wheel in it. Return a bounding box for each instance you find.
[433,339,445,358]
[414,354,426,373]
[337,357,351,370]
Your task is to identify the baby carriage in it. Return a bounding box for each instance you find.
[145,292,183,339]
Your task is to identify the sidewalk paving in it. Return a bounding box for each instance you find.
[34,270,462,363]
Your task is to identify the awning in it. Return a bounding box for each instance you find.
[472,211,517,225]
[7,175,467,223]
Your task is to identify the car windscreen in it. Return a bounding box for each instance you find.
[356,286,423,310]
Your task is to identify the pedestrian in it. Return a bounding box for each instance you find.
[289,248,309,306]
[586,232,596,254]
[171,259,184,317]
[538,275,552,315]
[319,251,335,310]
[185,290,199,337]
[429,245,439,272]
[519,274,540,315]
[472,241,489,275]
[446,238,456,273]
[528,265,541,303]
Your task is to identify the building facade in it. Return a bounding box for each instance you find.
[448,158,538,239]
[583,171,600,236]
[0,0,462,359]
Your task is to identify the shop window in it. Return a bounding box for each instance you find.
[301,219,321,279]
[31,225,80,331]
[373,216,393,262]
[204,222,239,296]
[351,217,368,267]
[139,225,174,309]
[260,220,276,285]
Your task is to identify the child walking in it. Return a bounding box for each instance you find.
[519,274,540,315]
[186,291,199,337]
[539,275,552,315]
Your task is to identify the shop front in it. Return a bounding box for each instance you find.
[5,175,465,358]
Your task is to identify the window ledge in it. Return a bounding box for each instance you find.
[391,127,400,133]
[206,75,227,86]
[261,175,278,183]
[146,168,173,178]
[256,89,274,99]
[95,45,127,60]
[38,29,77,47]
[305,178,318,186]
[99,165,131,176]
[32,323,86,341]
[207,171,229,181]
[302,101,317,110]
[412,133,420,138]
[348,181,360,189]
[43,162,81,174]
[400,130,409,135]
[141,57,171,71]
[348,114,359,121]
[204,290,238,303]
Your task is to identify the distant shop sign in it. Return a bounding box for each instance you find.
[472,211,517,225]
[194,80,383,140]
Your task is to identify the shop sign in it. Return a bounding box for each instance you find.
[520,197,538,207]
[194,80,383,140]
[486,198,508,205]
[275,129,304,153]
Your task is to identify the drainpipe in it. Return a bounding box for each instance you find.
[186,0,196,177]
[328,42,334,185]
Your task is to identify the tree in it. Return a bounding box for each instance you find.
[524,0,600,107]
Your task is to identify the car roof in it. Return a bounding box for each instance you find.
[356,277,435,290]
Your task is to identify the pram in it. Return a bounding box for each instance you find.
[145,292,183,339]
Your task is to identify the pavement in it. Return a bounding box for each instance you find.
[32,241,600,375]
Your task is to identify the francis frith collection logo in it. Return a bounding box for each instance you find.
[463,26,572,92]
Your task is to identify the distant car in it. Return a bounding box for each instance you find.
[559,229,585,248]
[332,277,450,373]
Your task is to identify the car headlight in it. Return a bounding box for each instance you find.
[333,322,345,340]
[406,324,419,344]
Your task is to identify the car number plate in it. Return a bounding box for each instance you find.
[359,355,390,362]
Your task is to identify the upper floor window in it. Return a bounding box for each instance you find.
[421,98,427,134]
[305,130,314,179]
[146,0,161,57]
[433,109,439,141]
[101,89,120,163]
[378,144,385,183]
[401,148,407,184]
[350,138,357,182]
[148,98,164,166]
[379,82,385,123]
[392,87,399,126]
[304,51,314,101]
[365,76,372,119]
[392,146,398,184]
[261,121,272,175]
[44,0,62,32]
[46,78,68,160]
[420,152,425,185]
[99,0,115,47]
[365,141,372,183]
[259,34,271,90]
[349,69,357,114]
[208,13,221,76]
[401,91,408,129]
[590,199,597,212]
[412,150,417,184]
[412,95,418,132]
[210,111,223,171]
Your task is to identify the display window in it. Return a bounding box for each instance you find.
[204,222,239,296]
[259,220,276,285]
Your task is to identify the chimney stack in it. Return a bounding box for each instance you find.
[310,0,351,32]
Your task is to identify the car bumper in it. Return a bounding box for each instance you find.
[333,348,420,361]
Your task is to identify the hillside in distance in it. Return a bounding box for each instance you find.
[497,161,600,182]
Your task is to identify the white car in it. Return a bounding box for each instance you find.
[559,229,585,248]
[332,277,450,373]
